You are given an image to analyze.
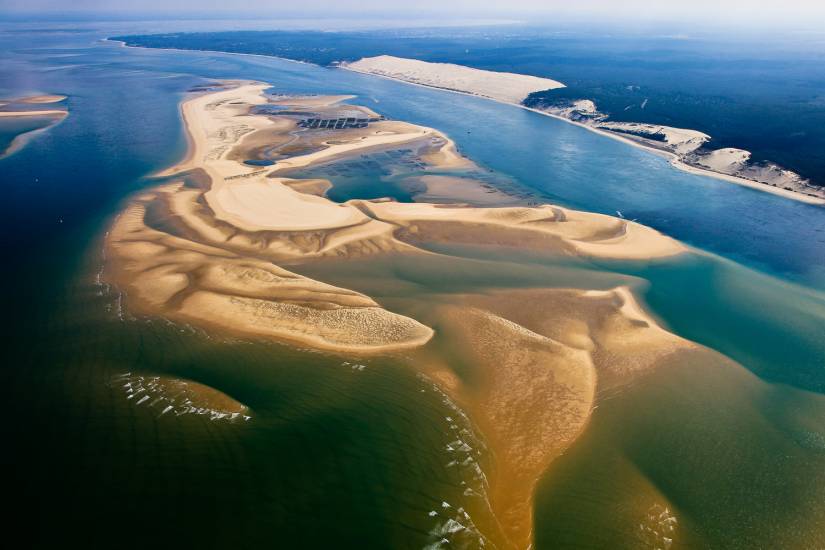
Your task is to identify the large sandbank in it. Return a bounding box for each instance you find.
[106,81,700,549]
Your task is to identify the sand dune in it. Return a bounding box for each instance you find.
[359,200,684,259]
[537,99,825,203]
[0,93,68,158]
[108,190,432,352]
[344,55,565,104]
[598,121,710,155]
[114,372,251,421]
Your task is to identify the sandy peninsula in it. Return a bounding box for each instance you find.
[106,80,700,549]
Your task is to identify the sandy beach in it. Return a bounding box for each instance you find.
[105,80,703,549]
[345,55,564,104]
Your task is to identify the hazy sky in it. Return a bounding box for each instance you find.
[2,0,824,26]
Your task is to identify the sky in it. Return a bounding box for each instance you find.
[2,0,824,27]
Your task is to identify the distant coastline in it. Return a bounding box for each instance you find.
[107,29,825,193]
[108,38,824,205]
[342,56,825,205]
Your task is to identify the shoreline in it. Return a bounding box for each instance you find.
[341,65,825,206]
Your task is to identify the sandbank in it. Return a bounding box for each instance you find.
[108,81,686,353]
[105,80,705,549]
[0,109,66,117]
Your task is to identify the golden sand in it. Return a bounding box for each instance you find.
[0,95,69,158]
[407,286,692,547]
[105,81,698,548]
[411,174,523,205]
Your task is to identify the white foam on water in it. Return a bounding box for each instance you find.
[415,372,494,550]
[112,373,251,422]
[639,503,678,549]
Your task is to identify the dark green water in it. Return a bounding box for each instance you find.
[2,20,825,549]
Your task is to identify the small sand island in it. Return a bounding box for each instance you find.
[0,93,68,158]
[106,80,705,549]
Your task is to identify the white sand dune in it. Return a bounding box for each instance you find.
[696,147,751,172]
[342,55,823,204]
[18,94,67,104]
[344,55,565,104]
[208,178,366,231]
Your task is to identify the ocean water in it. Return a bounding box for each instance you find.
[1,21,824,549]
